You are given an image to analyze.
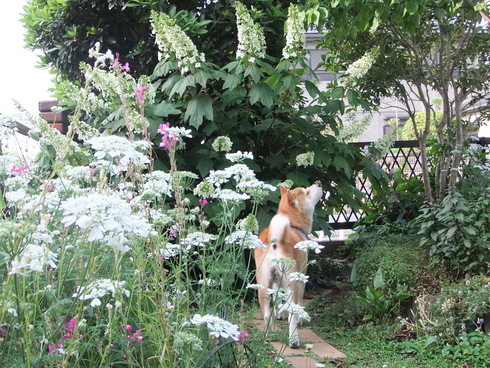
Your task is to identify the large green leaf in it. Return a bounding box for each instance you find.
[249,82,274,108]
[153,101,181,117]
[184,93,214,129]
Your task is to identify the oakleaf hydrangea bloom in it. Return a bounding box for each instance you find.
[225,230,266,249]
[212,136,233,152]
[277,302,311,322]
[282,5,307,60]
[190,314,240,340]
[73,279,130,307]
[87,136,150,171]
[60,192,153,243]
[9,244,58,275]
[343,47,380,86]
[225,151,253,163]
[296,151,315,167]
[294,240,325,254]
[150,10,205,74]
[236,2,266,63]
[289,272,309,283]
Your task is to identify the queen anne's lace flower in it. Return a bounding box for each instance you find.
[225,151,253,163]
[294,240,325,254]
[87,136,150,171]
[60,192,152,243]
[190,314,240,340]
[212,136,233,152]
[225,230,266,249]
[235,2,266,62]
[282,5,307,60]
[277,301,311,322]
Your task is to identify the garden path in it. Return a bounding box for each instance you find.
[252,290,346,368]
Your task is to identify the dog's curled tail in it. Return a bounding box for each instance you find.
[267,213,290,245]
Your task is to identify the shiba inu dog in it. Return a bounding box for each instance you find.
[254,183,323,348]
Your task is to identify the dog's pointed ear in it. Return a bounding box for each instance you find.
[279,185,288,197]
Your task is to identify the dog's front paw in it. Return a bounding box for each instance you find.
[289,340,300,349]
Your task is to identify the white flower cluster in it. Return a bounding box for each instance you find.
[225,151,253,163]
[150,10,206,74]
[296,151,315,167]
[181,231,217,249]
[9,244,58,276]
[212,136,233,152]
[140,170,173,200]
[225,230,266,249]
[294,240,325,254]
[282,5,307,60]
[235,2,266,63]
[277,301,311,322]
[190,313,240,340]
[88,42,114,66]
[344,47,380,86]
[73,278,130,307]
[87,136,150,172]
[60,191,153,250]
[288,272,309,283]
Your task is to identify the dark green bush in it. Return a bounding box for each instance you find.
[349,231,436,297]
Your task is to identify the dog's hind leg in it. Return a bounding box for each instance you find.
[258,286,276,337]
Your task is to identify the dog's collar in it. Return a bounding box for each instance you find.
[290,225,310,240]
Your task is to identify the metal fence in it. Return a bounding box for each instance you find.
[328,137,490,230]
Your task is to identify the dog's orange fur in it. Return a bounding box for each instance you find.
[254,184,323,348]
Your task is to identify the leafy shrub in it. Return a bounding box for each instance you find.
[416,190,490,278]
[349,232,433,296]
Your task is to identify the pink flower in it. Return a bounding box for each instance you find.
[126,325,133,332]
[199,198,208,208]
[236,330,250,344]
[10,164,29,174]
[135,85,148,101]
[158,123,180,150]
[114,54,130,72]
[126,326,143,343]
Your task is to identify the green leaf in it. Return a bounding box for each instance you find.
[405,1,418,15]
[169,74,195,97]
[244,64,263,83]
[153,101,181,117]
[222,74,242,90]
[446,226,457,239]
[184,93,214,129]
[249,82,274,108]
[373,267,385,289]
[305,80,321,99]
[333,155,352,176]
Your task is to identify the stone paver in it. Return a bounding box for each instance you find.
[252,309,346,367]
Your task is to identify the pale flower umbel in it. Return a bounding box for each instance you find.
[294,240,325,254]
[190,314,241,340]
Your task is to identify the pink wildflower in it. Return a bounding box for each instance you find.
[114,53,130,72]
[236,330,250,344]
[158,123,180,150]
[126,325,143,343]
[10,164,29,174]
[199,198,208,208]
[135,85,148,101]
